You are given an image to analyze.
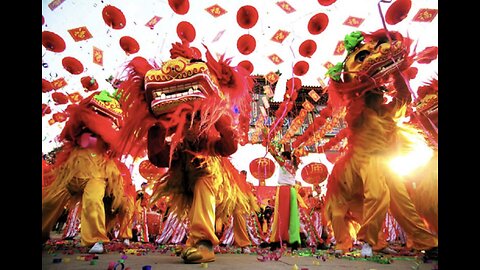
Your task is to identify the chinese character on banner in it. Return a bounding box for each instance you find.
[93,46,103,66]
[323,61,334,70]
[343,16,364,27]
[271,30,290,43]
[68,26,93,42]
[48,0,65,11]
[205,4,227,17]
[412,9,438,22]
[308,89,320,102]
[302,100,314,112]
[145,16,162,29]
[68,92,83,103]
[265,72,280,84]
[333,40,345,55]
[299,108,308,118]
[268,54,284,65]
[51,78,67,90]
[276,1,296,13]
[53,112,68,123]
[48,118,56,125]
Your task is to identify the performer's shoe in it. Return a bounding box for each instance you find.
[88,242,104,254]
[181,240,215,264]
[269,241,281,251]
[360,243,373,257]
[241,246,251,254]
[174,245,184,256]
[334,249,344,255]
[379,246,398,255]
[423,246,438,261]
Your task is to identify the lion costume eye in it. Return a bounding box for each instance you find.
[375,38,389,49]
[355,50,370,62]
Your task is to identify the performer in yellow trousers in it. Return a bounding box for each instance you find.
[105,160,136,246]
[406,150,438,236]
[216,170,260,253]
[228,170,260,252]
[324,29,438,258]
[115,40,253,263]
[325,162,395,254]
[324,161,363,254]
[42,91,125,252]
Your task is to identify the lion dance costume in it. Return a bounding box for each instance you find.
[323,29,438,256]
[116,40,254,263]
[42,90,128,249]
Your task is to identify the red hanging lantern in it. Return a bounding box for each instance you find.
[51,92,69,105]
[415,46,438,64]
[176,21,196,42]
[301,162,328,185]
[325,150,341,164]
[81,76,99,91]
[318,0,336,6]
[138,160,168,182]
[286,77,302,92]
[293,61,309,76]
[238,60,254,74]
[52,112,68,123]
[42,104,51,116]
[385,0,412,25]
[299,39,317,58]
[119,36,140,55]
[62,57,84,75]
[168,0,190,15]
[249,157,276,181]
[237,5,259,29]
[102,5,126,29]
[42,31,66,53]
[237,34,256,55]
[42,79,53,93]
[307,13,329,35]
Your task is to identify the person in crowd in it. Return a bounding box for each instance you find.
[269,151,306,251]
[134,182,151,243]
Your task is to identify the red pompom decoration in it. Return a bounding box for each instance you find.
[237,5,259,29]
[385,0,412,25]
[176,21,196,42]
[237,34,256,55]
[119,36,140,55]
[307,13,329,35]
[299,39,317,58]
[168,0,190,15]
[102,5,126,29]
[42,31,66,53]
[62,57,84,75]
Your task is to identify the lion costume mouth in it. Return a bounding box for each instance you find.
[144,57,221,116]
[343,37,407,83]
